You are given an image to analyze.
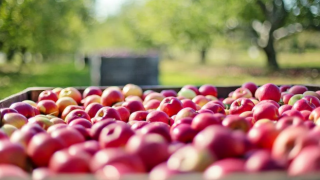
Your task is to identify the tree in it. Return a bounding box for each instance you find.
[0,0,93,63]
[228,0,320,70]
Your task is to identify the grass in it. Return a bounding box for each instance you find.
[1,49,320,100]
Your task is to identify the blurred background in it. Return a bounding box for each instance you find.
[0,0,320,99]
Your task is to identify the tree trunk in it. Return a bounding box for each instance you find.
[200,47,207,64]
[262,36,279,71]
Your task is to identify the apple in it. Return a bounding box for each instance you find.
[10,129,36,151]
[1,124,18,137]
[229,98,255,115]
[85,102,103,119]
[292,99,315,111]
[303,91,320,99]
[157,97,183,117]
[144,92,165,103]
[222,115,250,132]
[144,99,161,110]
[49,149,90,173]
[122,84,143,98]
[82,95,101,108]
[193,126,245,159]
[280,109,304,119]
[0,130,8,140]
[52,87,63,97]
[60,105,83,120]
[37,100,59,117]
[149,162,184,180]
[300,110,311,121]
[222,97,235,109]
[279,85,291,92]
[114,106,130,122]
[138,122,171,142]
[38,90,58,102]
[191,113,220,132]
[22,100,37,108]
[90,119,116,140]
[199,84,218,97]
[288,94,303,106]
[64,109,90,124]
[253,103,279,122]
[232,87,253,99]
[126,133,170,171]
[122,100,145,113]
[95,163,139,180]
[180,99,197,110]
[68,140,100,157]
[171,117,193,130]
[174,107,198,121]
[101,88,124,107]
[282,93,294,105]
[51,127,85,147]
[20,123,45,134]
[170,123,198,143]
[99,123,134,148]
[276,116,304,130]
[9,102,35,118]
[83,86,102,98]
[0,164,29,179]
[182,85,200,95]
[2,113,27,129]
[203,158,246,180]
[56,97,78,114]
[27,132,65,167]
[130,121,149,131]
[288,85,308,95]
[95,107,121,122]
[288,145,320,176]
[0,108,18,122]
[69,118,92,128]
[245,150,283,172]
[58,87,82,104]
[128,110,149,121]
[32,168,55,180]
[50,117,66,125]
[90,148,146,173]
[197,109,214,114]
[146,110,170,124]
[28,115,53,130]
[142,90,154,100]
[239,111,253,118]
[0,140,27,170]
[247,122,280,150]
[303,95,320,107]
[278,104,292,115]
[192,95,210,107]
[177,88,197,99]
[160,90,177,97]
[201,101,225,115]
[242,82,258,95]
[255,83,281,102]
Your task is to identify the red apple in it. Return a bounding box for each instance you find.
[50,117,66,125]
[282,93,294,105]
[69,118,92,128]
[99,123,134,148]
[114,106,130,122]
[90,119,116,140]
[37,100,59,117]
[51,128,85,147]
[95,107,121,122]
[144,92,165,103]
[242,82,258,95]
[83,86,102,98]
[139,122,171,142]
[292,99,315,111]
[85,102,103,118]
[191,113,220,132]
[101,89,124,107]
[149,162,184,180]
[301,110,311,120]
[56,97,78,114]
[232,87,252,99]
[239,111,253,118]
[9,102,35,118]
[253,103,279,122]
[280,109,304,120]
[160,90,177,97]
[82,95,101,108]
[276,116,304,130]
[192,95,210,107]
[59,87,82,104]
[278,104,292,115]
[157,97,183,117]
[229,98,255,115]
[128,110,149,121]
[201,101,225,115]
[64,109,90,124]
[69,140,100,157]
[245,150,283,172]
[288,85,308,95]
[144,99,161,110]
[170,123,198,143]
[122,100,145,113]
[255,83,281,102]
[247,122,280,150]
[199,84,218,97]
[52,87,62,97]
[0,140,27,170]
[180,99,197,110]
[222,115,250,132]
[174,107,198,121]
[10,129,36,151]
[60,105,83,120]
[0,164,29,179]
[38,90,58,102]
[303,95,320,107]
[303,91,320,100]
[145,110,170,124]
[279,85,291,92]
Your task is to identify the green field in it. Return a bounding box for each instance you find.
[0,50,320,100]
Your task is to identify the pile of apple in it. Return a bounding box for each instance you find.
[1,82,320,179]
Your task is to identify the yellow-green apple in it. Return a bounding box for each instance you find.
[149,162,184,180]
[130,121,149,131]
[157,97,183,117]
[278,104,292,115]
[90,119,116,140]
[0,140,27,170]
[203,158,246,180]
[27,132,65,167]
[68,140,100,157]
[58,87,82,104]
[38,90,58,102]
[1,124,18,137]
[279,85,291,92]
[99,123,134,148]
[271,126,310,166]
[288,145,320,176]
[275,116,304,131]
[193,126,245,159]
[37,100,59,117]
[168,145,215,173]
[101,89,124,107]
[90,148,146,173]
[192,95,210,107]
[247,122,279,150]
[191,113,220,132]
[114,106,130,122]
[56,97,78,114]
[288,85,308,95]
[50,128,85,147]
[138,122,171,142]
[83,86,102,99]
[182,85,200,95]
[95,107,121,122]
[125,133,170,171]
[146,110,170,124]
[122,100,145,113]
[253,103,279,122]
[229,98,255,115]
[52,87,63,97]
[122,84,143,98]
[222,115,250,132]
[170,123,198,143]
[245,150,283,172]
[0,108,18,123]
[242,82,258,95]
[144,92,165,103]
[199,84,218,97]
[255,83,281,102]
[292,99,316,111]
[177,88,197,99]
[69,118,92,128]
[82,95,101,108]
[128,110,149,121]
[85,102,103,119]
[201,101,225,115]
[49,149,90,173]
[160,90,177,97]
[64,109,90,124]
[232,87,253,99]
[9,102,35,118]
[28,115,53,130]
[287,94,302,106]
[303,91,320,99]
[2,113,27,129]
[174,107,198,121]
[144,99,161,110]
